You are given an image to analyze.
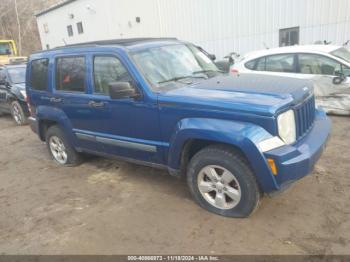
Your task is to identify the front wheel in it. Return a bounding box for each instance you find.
[187,145,261,218]
[10,101,27,125]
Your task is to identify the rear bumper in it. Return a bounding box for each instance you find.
[28,117,39,135]
[264,109,331,193]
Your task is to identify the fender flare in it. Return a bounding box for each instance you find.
[167,118,279,192]
[36,105,75,143]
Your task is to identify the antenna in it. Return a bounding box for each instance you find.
[62,38,67,45]
[343,40,350,46]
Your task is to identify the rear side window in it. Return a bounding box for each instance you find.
[30,59,49,90]
[265,54,295,72]
[55,56,85,92]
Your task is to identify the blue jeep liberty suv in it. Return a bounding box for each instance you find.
[26,38,331,217]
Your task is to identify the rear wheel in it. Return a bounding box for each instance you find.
[46,125,82,166]
[10,101,27,125]
[187,145,261,217]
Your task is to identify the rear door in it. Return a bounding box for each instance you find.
[51,54,103,152]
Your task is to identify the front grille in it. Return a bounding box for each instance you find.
[295,95,316,139]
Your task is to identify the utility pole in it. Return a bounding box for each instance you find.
[14,0,21,55]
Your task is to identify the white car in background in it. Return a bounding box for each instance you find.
[232,45,350,115]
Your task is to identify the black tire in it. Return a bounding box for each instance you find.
[187,145,261,218]
[10,100,28,125]
[45,125,82,166]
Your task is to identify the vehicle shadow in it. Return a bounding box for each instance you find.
[82,155,193,201]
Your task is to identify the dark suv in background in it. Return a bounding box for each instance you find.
[0,64,29,125]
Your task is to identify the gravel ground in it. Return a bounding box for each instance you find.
[0,115,349,255]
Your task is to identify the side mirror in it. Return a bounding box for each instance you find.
[333,75,346,85]
[108,82,140,99]
[208,54,216,61]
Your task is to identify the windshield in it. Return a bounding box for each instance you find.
[7,67,26,84]
[0,43,12,55]
[330,47,350,63]
[131,44,221,91]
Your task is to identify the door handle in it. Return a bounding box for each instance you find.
[50,97,63,103]
[89,101,105,108]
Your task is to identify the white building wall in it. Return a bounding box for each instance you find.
[36,0,350,58]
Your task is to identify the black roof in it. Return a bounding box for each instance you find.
[46,37,178,51]
[59,38,177,47]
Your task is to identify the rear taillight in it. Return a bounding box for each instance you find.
[231,68,239,74]
[25,96,34,116]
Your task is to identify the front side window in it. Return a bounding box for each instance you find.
[30,59,49,90]
[56,56,85,92]
[298,54,342,75]
[7,66,26,84]
[93,56,133,95]
[131,44,221,91]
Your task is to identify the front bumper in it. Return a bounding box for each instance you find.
[264,109,331,192]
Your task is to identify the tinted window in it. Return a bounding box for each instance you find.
[30,59,49,90]
[93,56,133,95]
[298,54,342,75]
[56,56,85,92]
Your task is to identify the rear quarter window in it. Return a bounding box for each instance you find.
[30,58,49,91]
[244,59,257,70]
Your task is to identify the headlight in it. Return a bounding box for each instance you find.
[20,90,27,99]
[277,109,296,144]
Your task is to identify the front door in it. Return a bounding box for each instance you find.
[297,53,350,114]
[73,53,162,164]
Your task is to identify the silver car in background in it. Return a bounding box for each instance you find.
[233,45,350,115]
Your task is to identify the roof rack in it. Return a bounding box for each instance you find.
[53,37,178,49]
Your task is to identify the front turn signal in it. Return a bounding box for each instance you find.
[267,158,278,176]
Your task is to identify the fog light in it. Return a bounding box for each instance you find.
[267,158,278,175]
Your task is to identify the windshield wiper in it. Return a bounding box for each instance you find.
[193,69,225,74]
[158,75,206,84]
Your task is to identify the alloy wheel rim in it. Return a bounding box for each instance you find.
[197,165,241,210]
[49,136,68,164]
[12,103,22,124]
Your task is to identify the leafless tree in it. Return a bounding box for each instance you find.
[0,0,59,56]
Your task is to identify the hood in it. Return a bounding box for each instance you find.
[158,73,313,116]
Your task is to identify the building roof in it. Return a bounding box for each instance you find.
[35,0,78,17]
